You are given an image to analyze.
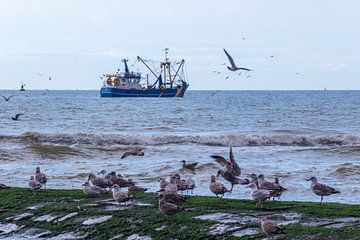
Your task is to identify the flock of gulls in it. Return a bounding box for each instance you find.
[1,146,341,238]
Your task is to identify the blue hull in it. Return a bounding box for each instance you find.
[100,85,188,98]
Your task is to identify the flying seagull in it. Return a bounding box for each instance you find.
[1,95,15,101]
[225,76,229,80]
[11,113,23,121]
[223,48,252,72]
[49,76,52,81]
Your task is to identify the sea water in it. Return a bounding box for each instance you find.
[0,90,359,203]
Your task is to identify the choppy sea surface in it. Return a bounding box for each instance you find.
[0,90,360,203]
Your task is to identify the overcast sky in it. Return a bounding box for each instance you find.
[0,0,359,90]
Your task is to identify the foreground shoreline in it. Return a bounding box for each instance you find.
[1,188,360,239]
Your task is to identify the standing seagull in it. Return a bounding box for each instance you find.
[111,184,133,205]
[307,176,340,205]
[223,48,252,72]
[35,167,47,189]
[11,114,23,121]
[28,176,42,196]
[209,175,230,198]
[1,95,15,101]
[247,183,273,208]
[158,193,185,216]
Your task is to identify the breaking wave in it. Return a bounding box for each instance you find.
[27,143,81,156]
[1,131,360,148]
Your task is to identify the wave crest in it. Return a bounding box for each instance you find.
[1,131,360,147]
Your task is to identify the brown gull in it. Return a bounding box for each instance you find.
[82,182,108,197]
[211,146,241,176]
[165,176,178,194]
[157,189,186,204]
[307,176,340,204]
[258,174,281,191]
[158,177,169,190]
[28,176,42,196]
[223,48,252,72]
[106,172,134,188]
[35,167,47,189]
[272,177,287,200]
[112,184,133,205]
[261,217,285,238]
[88,173,112,188]
[128,185,147,192]
[158,193,184,216]
[209,175,230,198]
[173,173,188,193]
[121,147,144,159]
[180,160,199,171]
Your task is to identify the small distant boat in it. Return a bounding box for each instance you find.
[100,49,189,98]
[20,82,26,91]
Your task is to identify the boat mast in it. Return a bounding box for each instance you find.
[171,60,185,82]
[122,59,130,76]
[137,56,159,79]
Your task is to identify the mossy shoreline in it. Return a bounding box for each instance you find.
[1,188,360,239]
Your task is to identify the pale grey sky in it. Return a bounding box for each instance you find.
[0,0,359,90]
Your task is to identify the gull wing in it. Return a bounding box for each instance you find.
[237,67,252,71]
[223,48,237,68]
[229,147,241,176]
[210,155,228,167]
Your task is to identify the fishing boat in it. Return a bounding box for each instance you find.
[100,49,189,97]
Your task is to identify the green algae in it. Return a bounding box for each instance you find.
[1,188,360,239]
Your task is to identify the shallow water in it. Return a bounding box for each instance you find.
[0,90,360,203]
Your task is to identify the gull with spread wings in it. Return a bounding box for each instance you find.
[211,147,249,192]
[211,146,241,176]
[223,48,252,72]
